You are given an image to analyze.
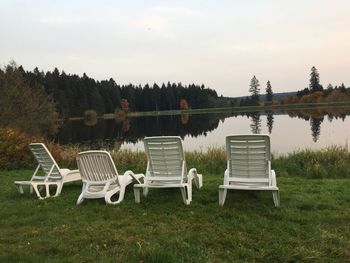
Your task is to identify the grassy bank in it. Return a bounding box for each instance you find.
[1,171,349,262]
[1,147,350,262]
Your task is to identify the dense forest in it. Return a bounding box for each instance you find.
[19,66,221,118]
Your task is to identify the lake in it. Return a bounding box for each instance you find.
[56,106,350,154]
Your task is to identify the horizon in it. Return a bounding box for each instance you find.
[1,0,349,97]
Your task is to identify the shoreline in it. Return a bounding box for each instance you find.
[67,101,350,121]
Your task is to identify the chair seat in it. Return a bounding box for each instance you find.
[134,183,187,188]
[61,169,81,182]
[219,184,279,191]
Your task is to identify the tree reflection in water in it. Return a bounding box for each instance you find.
[310,117,323,142]
[266,111,274,134]
[249,112,262,134]
[55,106,350,149]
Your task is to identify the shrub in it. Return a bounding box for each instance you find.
[0,128,79,169]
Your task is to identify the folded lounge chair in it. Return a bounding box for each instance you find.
[219,135,280,207]
[76,151,144,205]
[14,143,81,199]
[133,136,203,205]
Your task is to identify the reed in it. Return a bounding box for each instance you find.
[1,128,349,179]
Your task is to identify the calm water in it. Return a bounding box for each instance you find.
[56,107,350,154]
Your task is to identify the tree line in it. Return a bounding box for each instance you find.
[21,66,220,118]
[287,66,350,104]
[241,66,349,106]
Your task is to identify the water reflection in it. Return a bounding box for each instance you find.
[248,112,262,134]
[285,107,349,143]
[310,117,322,142]
[266,111,274,134]
[56,113,228,150]
[55,106,350,151]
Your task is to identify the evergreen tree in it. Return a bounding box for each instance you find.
[309,66,323,92]
[323,83,333,97]
[339,83,346,93]
[266,80,273,102]
[249,75,260,105]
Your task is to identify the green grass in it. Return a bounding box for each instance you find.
[1,169,350,262]
[272,146,350,179]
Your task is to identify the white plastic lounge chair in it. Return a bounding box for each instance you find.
[133,136,203,205]
[219,135,280,207]
[14,143,81,199]
[76,151,144,205]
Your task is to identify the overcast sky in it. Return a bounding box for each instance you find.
[1,0,349,97]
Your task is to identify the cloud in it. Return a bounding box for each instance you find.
[146,6,198,17]
[128,6,201,38]
[39,16,70,26]
[39,15,86,26]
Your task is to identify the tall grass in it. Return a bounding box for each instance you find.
[272,146,350,178]
[1,128,349,179]
[185,147,226,174]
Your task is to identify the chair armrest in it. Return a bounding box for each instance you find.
[123,170,144,184]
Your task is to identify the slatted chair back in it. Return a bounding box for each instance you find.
[144,136,185,183]
[29,143,62,180]
[76,151,119,184]
[226,135,271,185]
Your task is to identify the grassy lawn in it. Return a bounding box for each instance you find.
[1,170,349,262]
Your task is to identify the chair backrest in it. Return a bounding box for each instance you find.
[226,135,271,182]
[144,136,185,183]
[29,143,62,180]
[76,151,119,184]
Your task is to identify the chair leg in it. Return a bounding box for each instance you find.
[76,193,84,205]
[219,188,227,206]
[32,184,44,199]
[272,190,280,208]
[45,184,51,198]
[54,183,63,197]
[194,174,203,189]
[143,187,149,197]
[180,188,187,205]
[134,187,141,203]
[187,184,192,203]
[180,187,191,205]
[16,184,24,194]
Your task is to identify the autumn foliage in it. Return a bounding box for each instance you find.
[0,128,79,169]
[120,99,129,112]
[180,99,189,110]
